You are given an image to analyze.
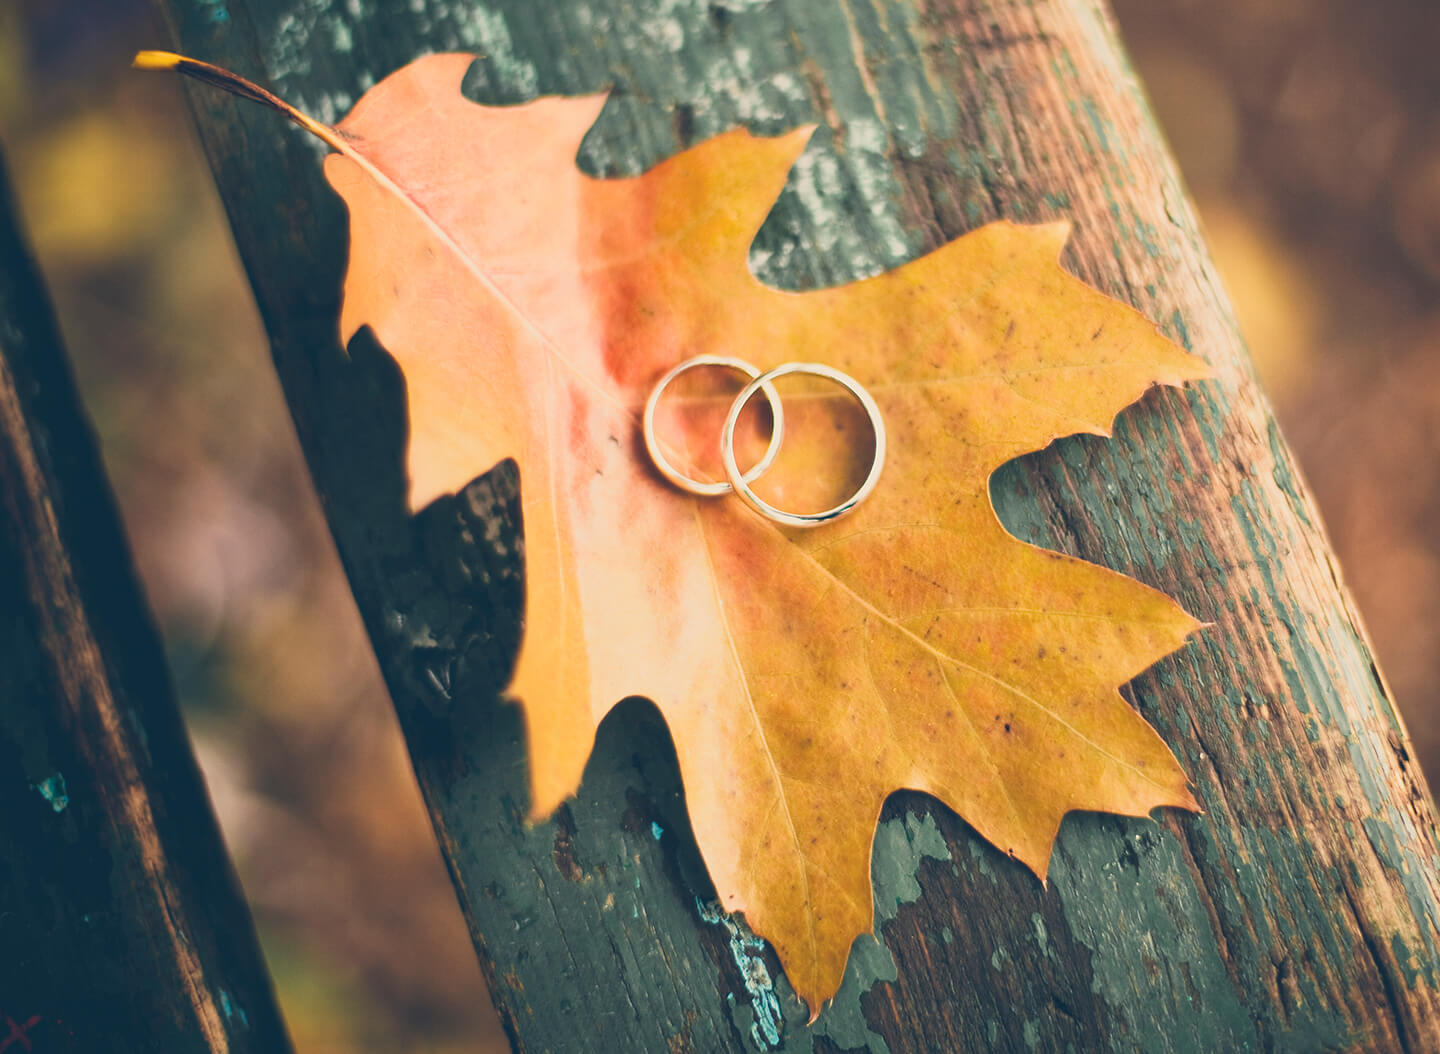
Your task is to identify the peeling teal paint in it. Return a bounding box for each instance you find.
[1131,212,1163,259]
[697,898,784,1050]
[1393,934,1421,988]
[802,811,952,1054]
[1030,912,1048,957]
[736,812,958,1054]
[1362,815,1440,981]
[804,933,898,1054]
[1168,308,1193,351]
[965,832,1001,882]
[650,821,665,841]
[218,989,250,1029]
[33,772,68,812]
[1266,418,1312,528]
[872,812,951,920]
[1049,816,1350,1052]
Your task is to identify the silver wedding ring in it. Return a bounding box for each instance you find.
[643,355,886,527]
[722,362,886,527]
[642,355,785,496]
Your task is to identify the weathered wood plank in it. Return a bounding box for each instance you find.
[0,148,292,1051]
[152,0,1440,1049]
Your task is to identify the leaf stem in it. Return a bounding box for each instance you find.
[132,50,347,154]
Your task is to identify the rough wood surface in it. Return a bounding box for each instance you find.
[0,149,292,1053]
[153,0,1440,1049]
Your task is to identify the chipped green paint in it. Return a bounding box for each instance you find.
[1265,418,1312,529]
[872,813,952,920]
[1077,99,1109,152]
[697,898,784,1050]
[218,989,250,1030]
[1394,934,1422,989]
[32,772,68,812]
[1131,211,1163,259]
[1049,819,1348,1052]
[1363,814,1440,983]
[1030,912,1048,957]
[799,811,953,1054]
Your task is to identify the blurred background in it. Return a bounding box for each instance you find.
[1,0,1436,1049]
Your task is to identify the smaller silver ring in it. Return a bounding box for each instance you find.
[720,362,886,528]
[643,355,786,497]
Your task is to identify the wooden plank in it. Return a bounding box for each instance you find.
[151,0,1440,1049]
[0,149,292,1050]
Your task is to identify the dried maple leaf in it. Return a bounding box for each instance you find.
[143,50,1208,1012]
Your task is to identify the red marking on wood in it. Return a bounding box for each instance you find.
[0,1015,42,1053]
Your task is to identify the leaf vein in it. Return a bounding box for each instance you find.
[695,508,819,976]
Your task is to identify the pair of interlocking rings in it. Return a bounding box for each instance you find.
[642,355,886,528]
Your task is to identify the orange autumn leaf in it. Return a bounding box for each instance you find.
[143,50,1208,1013]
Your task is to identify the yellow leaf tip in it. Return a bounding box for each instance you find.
[1170,359,1216,387]
[1044,217,1074,239]
[1151,786,1202,816]
[133,50,184,71]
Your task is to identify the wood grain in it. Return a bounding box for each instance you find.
[0,150,291,1051]
[153,0,1440,1048]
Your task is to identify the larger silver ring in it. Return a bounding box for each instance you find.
[643,355,786,497]
[720,362,886,528]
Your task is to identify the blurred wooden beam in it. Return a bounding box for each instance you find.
[0,146,291,1053]
[152,0,1440,1049]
